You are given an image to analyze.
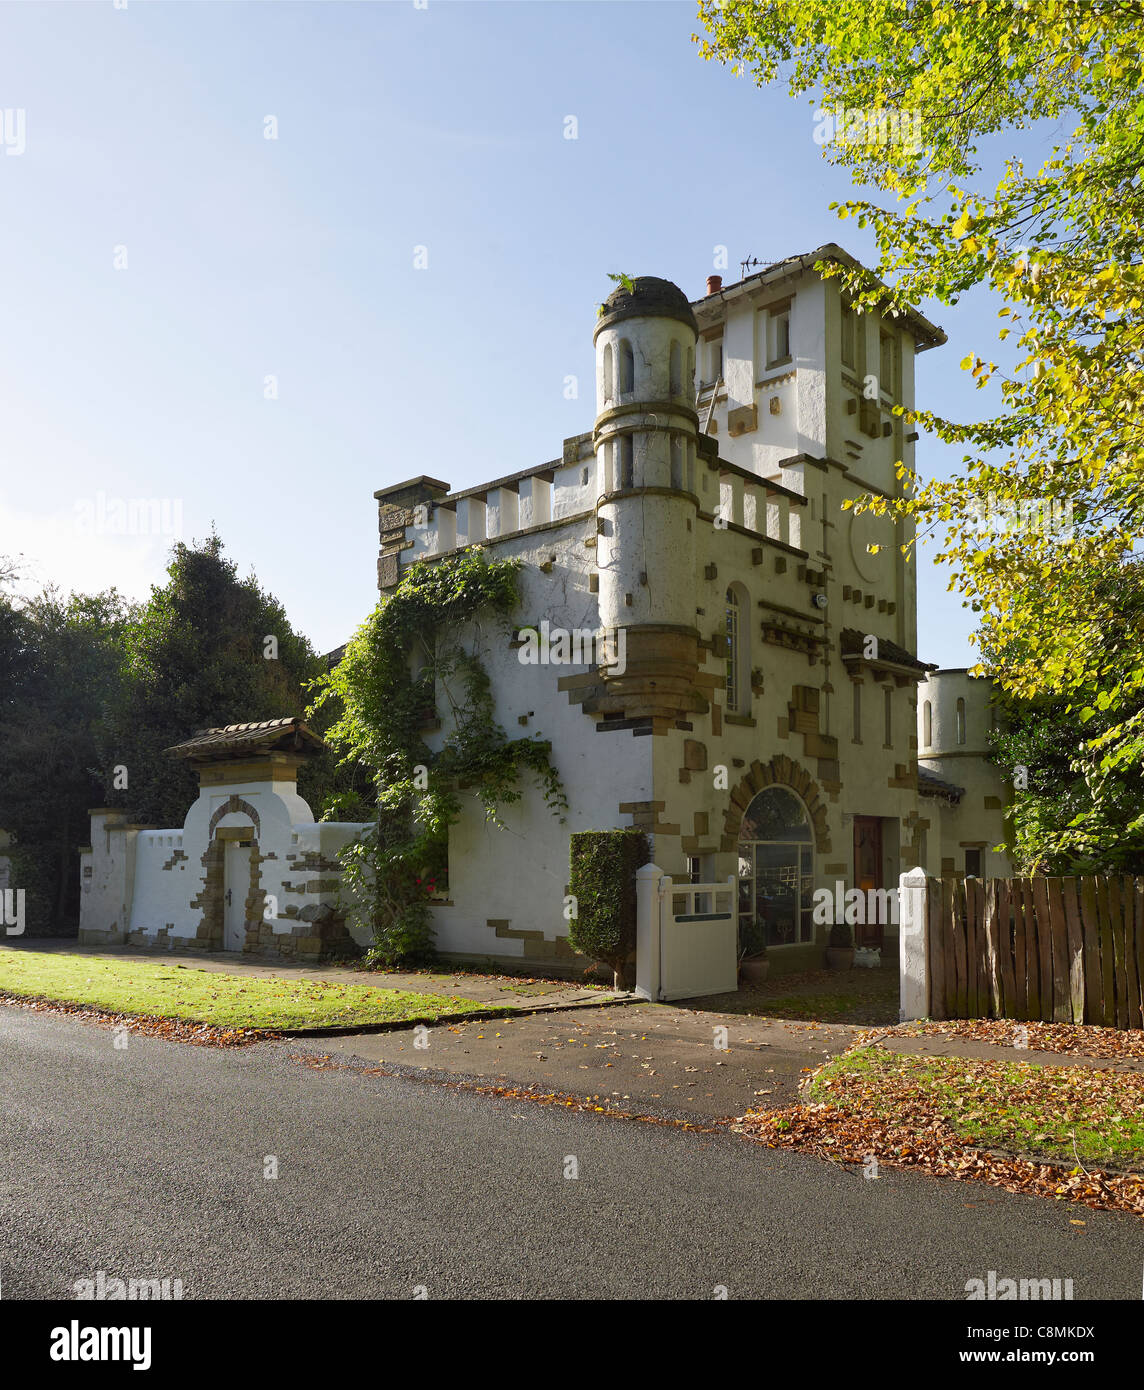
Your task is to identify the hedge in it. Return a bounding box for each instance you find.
[567,829,650,984]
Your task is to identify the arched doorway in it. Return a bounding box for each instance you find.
[737,785,814,948]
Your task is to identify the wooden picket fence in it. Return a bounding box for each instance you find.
[926,875,1144,1028]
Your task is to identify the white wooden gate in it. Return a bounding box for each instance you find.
[635,863,738,1001]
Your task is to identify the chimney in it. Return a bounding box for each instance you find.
[706,275,723,296]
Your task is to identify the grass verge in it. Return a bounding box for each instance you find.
[0,948,489,1032]
[807,1045,1144,1169]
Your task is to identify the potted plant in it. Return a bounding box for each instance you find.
[825,921,854,971]
[738,915,769,984]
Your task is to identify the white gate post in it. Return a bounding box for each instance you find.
[635,863,665,1001]
[899,866,929,1021]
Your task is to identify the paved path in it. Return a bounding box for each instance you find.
[296,1001,863,1121]
[2,1005,1141,1300]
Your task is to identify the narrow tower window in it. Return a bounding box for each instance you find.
[619,340,635,395]
[956,697,967,745]
[670,435,683,491]
[602,343,614,403]
[923,699,932,748]
[620,435,634,489]
[725,587,741,715]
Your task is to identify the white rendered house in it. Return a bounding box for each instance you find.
[371,249,1012,976]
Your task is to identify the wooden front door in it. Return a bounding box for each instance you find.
[223,840,252,951]
[852,817,883,948]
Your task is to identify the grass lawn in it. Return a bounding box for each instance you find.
[807,1045,1144,1170]
[0,948,490,1032]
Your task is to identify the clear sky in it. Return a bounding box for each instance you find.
[1,0,1022,665]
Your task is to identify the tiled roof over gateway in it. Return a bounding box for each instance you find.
[166,718,328,761]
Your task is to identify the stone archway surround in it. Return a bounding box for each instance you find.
[188,797,265,951]
[720,754,832,855]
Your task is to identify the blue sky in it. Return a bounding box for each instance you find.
[1,0,1020,664]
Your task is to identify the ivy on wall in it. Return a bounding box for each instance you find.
[309,548,567,966]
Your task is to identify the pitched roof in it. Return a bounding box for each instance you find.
[691,244,947,352]
[839,627,936,674]
[166,718,328,761]
[918,765,964,801]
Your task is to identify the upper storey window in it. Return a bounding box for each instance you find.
[619,339,635,395]
[841,304,856,370]
[880,330,896,399]
[669,340,682,397]
[701,338,723,387]
[602,344,614,404]
[956,696,967,745]
[766,303,792,368]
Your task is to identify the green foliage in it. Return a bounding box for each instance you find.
[597,271,637,317]
[567,829,650,983]
[738,913,768,959]
[828,921,853,949]
[0,587,132,931]
[310,549,567,968]
[696,0,1144,768]
[98,534,328,828]
[985,558,1144,872]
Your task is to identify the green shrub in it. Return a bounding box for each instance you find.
[738,914,768,959]
[829,920,853,948]
[567,829,650,987]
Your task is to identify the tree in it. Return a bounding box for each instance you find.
[99,535,328,828]
[0,587,132,931]
[984,559,1144,873]
[697,1,1144,787]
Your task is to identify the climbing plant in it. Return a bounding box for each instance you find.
[309,548,567,967]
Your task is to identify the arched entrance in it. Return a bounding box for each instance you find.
[737,785,815,948]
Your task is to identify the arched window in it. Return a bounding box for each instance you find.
[602,344,614,403]
[737,786,814,947]
[619,339,635,395]
[603,440,614,494]
[669,340,682,396]
[725,584,749,714]
[956,697,966,745]
[923,699,932,749]
[620,435,634,489]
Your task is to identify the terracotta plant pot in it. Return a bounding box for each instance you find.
[825,946,855,971]
[739,956,769,985]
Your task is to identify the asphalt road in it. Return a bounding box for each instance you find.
[2,1005,1141,1300]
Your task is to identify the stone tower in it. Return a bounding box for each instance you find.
[592,277,706,725]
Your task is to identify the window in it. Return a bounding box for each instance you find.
[603,440,614,493]
[923,699,932,749]
[620,435,634,489]
[841,304,856,369]
[619,339,635,394]
[768,307,791,366]
[884,686,893,747]
[602,343,614,403]
[965,848,983,879]
[737,786,815,947]
[669,341,682,397]
[852,681,862,743]
[879,331,895,398]
[725,586,742,714]
[956,696,967,745]
[670,435,683,491]
[707,339,723,384]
